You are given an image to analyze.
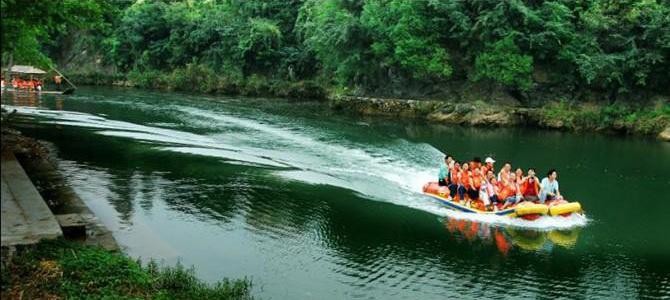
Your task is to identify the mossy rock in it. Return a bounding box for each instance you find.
[454,103,475,114]
[440,103,456,114]
[658,127,670,142]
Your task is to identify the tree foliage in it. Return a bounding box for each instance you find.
[1,0,105,67]
[2,0,669,98]
[474,36,533,91]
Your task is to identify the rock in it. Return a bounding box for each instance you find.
[427,111,462,123]
[469,111,516,126]
[658,127,670,142]
[439,103,455,114]
[454,103,475,114]
[543,119,565,129]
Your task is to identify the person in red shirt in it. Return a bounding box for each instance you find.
[520,168,540,202]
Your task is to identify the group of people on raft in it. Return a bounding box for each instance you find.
[0,77,44,91]
[437,154,563,211]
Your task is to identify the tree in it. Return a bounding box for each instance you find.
[1,0,105,67]
[474,36,534,91]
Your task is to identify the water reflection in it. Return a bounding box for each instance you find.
[1,90,65,109]
[444,218,580,255]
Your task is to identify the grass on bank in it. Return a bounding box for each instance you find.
[541,101,670,135]
[1,239,252,299]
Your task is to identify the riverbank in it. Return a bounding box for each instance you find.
[1,239,252,299]
[62,70,670,141]
[1,111,252,299]
[66,66,326,99]
[331,95,670,140]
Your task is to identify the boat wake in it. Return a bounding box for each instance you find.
[3,104,589,230]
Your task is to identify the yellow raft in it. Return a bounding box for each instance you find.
[549,202,582,216]
[514,203,549,216]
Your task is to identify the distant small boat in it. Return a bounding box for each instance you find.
[2,65,76,95]
[422,181,583,221]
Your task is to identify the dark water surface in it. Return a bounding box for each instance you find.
[2,88,669,299]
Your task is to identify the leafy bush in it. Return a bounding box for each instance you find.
[540,101,670,134]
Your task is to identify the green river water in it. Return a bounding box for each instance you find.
[2,88,669,299]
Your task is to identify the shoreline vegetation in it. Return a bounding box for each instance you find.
[1,239,252,300]
[3,1,669,140]
[66,69,670,140]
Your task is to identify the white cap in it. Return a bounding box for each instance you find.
[485,157,495,164]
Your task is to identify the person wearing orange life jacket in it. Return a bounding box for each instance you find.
[472,167,484,192]
[520,168,540,202]
[470,157,482,170]
[500,173,523,209]
[450,162,462,201]
[455,162,472,204]
[459,163,478,207]
[498,162,512,185]
[470,167,484,204]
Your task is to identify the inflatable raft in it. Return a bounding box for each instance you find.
[422,182,583,220]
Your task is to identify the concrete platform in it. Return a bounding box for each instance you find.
[1,151,62,246]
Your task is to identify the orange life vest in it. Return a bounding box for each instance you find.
[498,182,517,199]
[460,170,471,189]
[499,171,510,184]
[450,167,459,184]
[472,172,483,190]
[470,161,482,170]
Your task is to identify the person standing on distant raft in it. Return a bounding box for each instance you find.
[539,169,563,203]
[54,75,63,91]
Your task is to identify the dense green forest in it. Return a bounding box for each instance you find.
[2,0,670,101]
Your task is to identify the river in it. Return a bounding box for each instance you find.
[2,87,669,299]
